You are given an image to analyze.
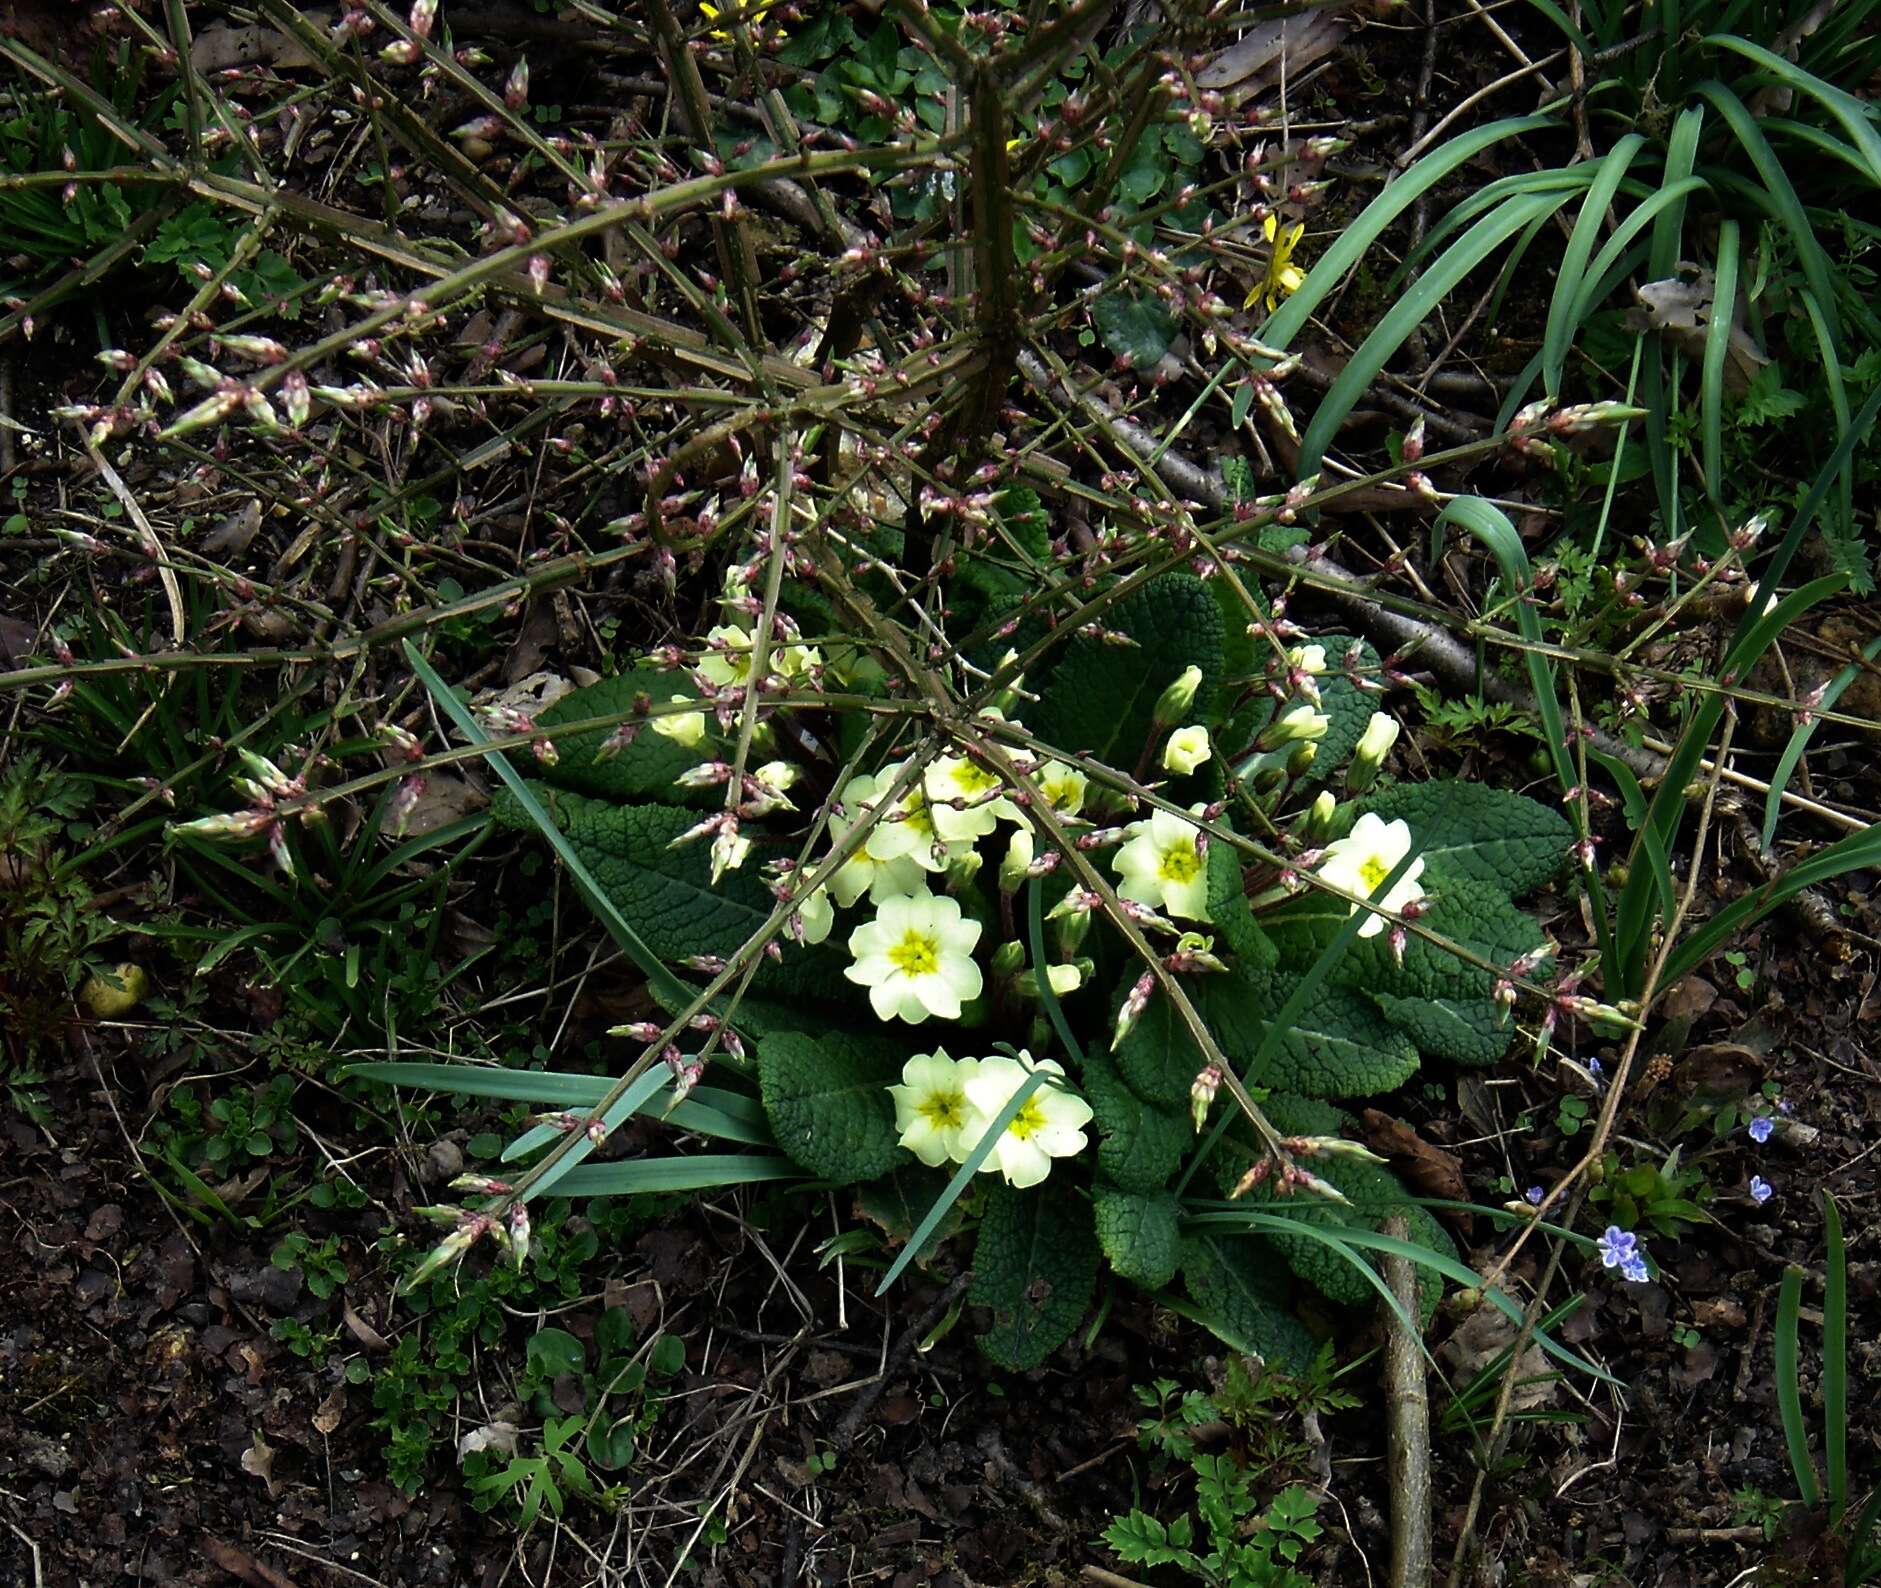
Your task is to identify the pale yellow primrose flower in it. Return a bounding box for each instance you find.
[649,694,706,747]
[695,623,821,689]
[1315,812,1425,938]
[861,759,949,874]
[828,769,932,906]
[794,884,834,946]
[1112,805,1212,922]
[1162,725,1212,775]
[1288,644,1327,675]
[844,888,984,1023]
[963,1052,1094,1189]
[924,752,1018,844]
[1037,758,1089,817]
[888,1049,986,1167]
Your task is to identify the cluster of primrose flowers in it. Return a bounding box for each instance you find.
[636,572,1428,1060]
[889,1049,1094,1189]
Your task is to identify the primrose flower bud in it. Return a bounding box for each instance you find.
[1162,725,1212,775]
[1190,1062,1222,1131]
[1055,899,1093,958]
[1303,790,1337,841]
[1152,665,1204,728]
[1348,713,1400,794]
[1015,962,1084,999]
[990,939,1026,977]
[999,826,1035,893]
[1264,703,1329,749]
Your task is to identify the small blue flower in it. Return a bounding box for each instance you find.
[1749,1115,1774,1144]
[1526,1185,1545,1206]
[1597,1226,1637,1269]
[1587,1056,1604,1081]
[1777,1098,1794,1116]
[1620,1253,1650,1284]
[1750,1175,1773,1205]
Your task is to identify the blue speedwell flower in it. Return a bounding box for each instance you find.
[1749,1115,1774,1144]
[1596,1226,1637,1269]
[1526,1185,1545,1205]
[1750,1175,1774,1205]
[1620,1253,1650,1283]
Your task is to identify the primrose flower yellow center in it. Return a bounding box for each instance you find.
[1315,812,1426,938]
[963,1052,1094,1189]
[888,1050,987,1167]
[844,888,984,1024]
[1112,805,1212,921]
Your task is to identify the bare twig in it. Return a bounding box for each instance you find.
[1383,1215,1433,1588]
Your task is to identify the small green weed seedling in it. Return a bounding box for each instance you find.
[462,1307,685,1525]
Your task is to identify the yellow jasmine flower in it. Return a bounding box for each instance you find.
[697,0,788,44]
[1245,212,1307,314]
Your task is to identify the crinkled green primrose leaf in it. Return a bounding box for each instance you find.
[1212,1095,1454,1319]
[526,670,715,806]
[1082,1046,1191,1195]
[756,1029,906,1185]
[1179,1233,1315,1370]
[489,791,845,999]
[1030,573,1223,767]
[970,1181,1100,1371]
[1093,1185,1182,1290]
[1264,877,1547,1066]
[1352,778,1572,894]
[1112,959,1420,1107]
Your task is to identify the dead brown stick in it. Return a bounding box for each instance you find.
[1383,1215,1433,1588]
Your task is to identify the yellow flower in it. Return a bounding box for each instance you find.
[1245,212,1307,314]
[698,0,788,44]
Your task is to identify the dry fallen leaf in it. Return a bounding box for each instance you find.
[1358,1109,1468,1204]
[342,1301,390,1353]
[312,1384,346,1436]
[240,1430,277,1495]
[1438,1302,1557,1416]
[1625,273,1768,395]
[458,1421,522,1463]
